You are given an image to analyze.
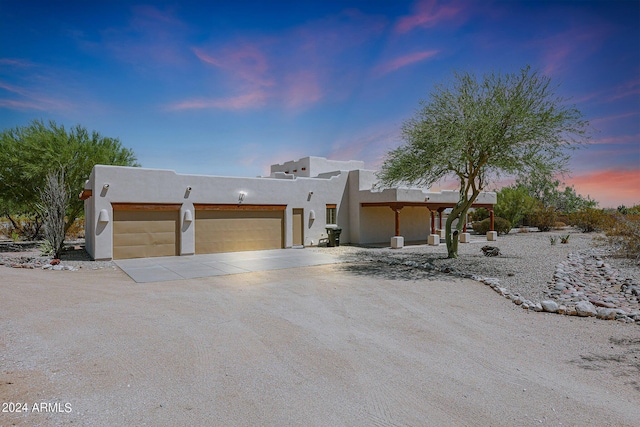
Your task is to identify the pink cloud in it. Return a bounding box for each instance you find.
[0,58,34,67]
[193,45,273,88]
[178,8,387,112]
[591,111,639,126]
[395,0,465,34]
[0,81,73,111]
[537,26,607,76]
[375,50,439,76]
[100,5,191,69]
[167,91,268,111]
[282,71,323,108]
[607,78,640,102]
[329,124,402,169]
[565,169,640,207]
[589,134,639,145]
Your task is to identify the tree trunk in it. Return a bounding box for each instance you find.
[445,190,481,258]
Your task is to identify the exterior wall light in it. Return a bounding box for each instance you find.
[103,183,110,189]
[186,186,192,192]
[183,209,193,223]
[98,209,110,223]
[309,210,316,220]
[238,191,247,203]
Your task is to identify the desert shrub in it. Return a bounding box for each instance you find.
[553,221,567,229]
[472,217,511,235]
[65,218,85,240]
[3,214,43,240]
[494,186,537,227]
[605,212,640,262]
[560,234,570,244]
[38,169,67,259]
[469,208,490,222]
[568,208,609,232]
[549,236,557,245]
[527,205,557,232]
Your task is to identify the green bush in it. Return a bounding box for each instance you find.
[494,186,537,227]
[472,217,511,235]
[568,208,610,232]
[527,205,558,232]
[469,207,490,222]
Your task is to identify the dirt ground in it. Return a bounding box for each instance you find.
[1,262,639,426]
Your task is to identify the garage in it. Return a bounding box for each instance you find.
[112,204,180,260]
[195,204,285,254]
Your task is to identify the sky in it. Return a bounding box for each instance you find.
[0,0,638,208]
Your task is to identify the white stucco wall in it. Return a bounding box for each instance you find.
[86,165,350,260]
[270,156,365,178]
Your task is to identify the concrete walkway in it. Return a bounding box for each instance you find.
[114,248,342,283]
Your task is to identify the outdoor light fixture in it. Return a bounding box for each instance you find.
[183,209,193,223]
[238,191,247,203]
[103,183,110,189]
[309,210,316,220]
[98,209,110,223]
[186,186,192,192]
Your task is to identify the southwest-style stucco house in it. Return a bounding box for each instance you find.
[81,156,497,260]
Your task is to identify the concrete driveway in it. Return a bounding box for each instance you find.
[114,248,342,283]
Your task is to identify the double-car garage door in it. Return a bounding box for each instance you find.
[195,204,284,254]
[111,203,285,259]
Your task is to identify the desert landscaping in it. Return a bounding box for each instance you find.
[1,229,639,426]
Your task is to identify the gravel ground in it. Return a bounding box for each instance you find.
[310,228,640,305]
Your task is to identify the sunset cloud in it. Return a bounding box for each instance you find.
[395,0,465,33]
[167,91,268,111]
[374,50,439,76]
[0,81,73,112]
[537,25,607,76]
[565,169,640,207]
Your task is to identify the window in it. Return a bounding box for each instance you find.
[326,204,337,225]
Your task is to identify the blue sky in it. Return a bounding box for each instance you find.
[1,0,638,207]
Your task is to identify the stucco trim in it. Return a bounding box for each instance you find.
[194,204,286,211]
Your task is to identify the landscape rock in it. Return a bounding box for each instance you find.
[575,301,597,317]
[541,300,559,313]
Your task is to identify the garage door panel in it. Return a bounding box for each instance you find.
[113,209,179,259]
[195,209,283,254]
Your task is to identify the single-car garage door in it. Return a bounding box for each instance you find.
[195,204,285,254]
[112,204,180,260]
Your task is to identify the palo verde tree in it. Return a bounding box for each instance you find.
[378,66,590,258]
[0,119,139,239]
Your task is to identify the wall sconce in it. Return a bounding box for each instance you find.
[183,209,193,223]
[98,209,110,223]
[103,183,110,189]
[238,191,247,203]
[309,210,315,220]
[186,186,192,192]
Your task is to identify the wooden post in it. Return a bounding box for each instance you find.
[438,209,443,230]
[430,210,436,235]
[489,208,495,231]
[463,213,467,233]
[394,208,401,237]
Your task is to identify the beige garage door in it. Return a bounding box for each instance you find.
[195,205,285,254]
[112,204,180,260]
